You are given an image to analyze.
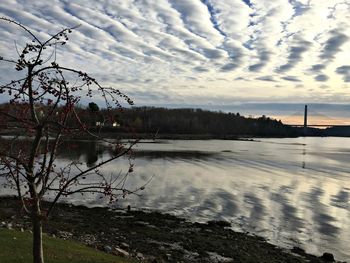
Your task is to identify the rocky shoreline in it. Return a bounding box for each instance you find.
[0,197,343,263]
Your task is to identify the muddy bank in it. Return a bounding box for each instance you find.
[0,197,342,263]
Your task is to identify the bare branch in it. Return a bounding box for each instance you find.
[1,17,42,44]
[0,20,140,263]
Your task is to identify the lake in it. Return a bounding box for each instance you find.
[2,137,350,261]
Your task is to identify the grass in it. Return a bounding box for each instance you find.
[0,228,134,263]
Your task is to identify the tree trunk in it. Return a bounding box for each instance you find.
[32,200,44,263]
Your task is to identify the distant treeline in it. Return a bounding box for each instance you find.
[104,107,301,137]
[0,103,301,137]
[3,102,349,137]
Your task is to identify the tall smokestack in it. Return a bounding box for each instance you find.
[303,105,308,136]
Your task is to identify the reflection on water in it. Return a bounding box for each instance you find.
[2,137,350,260]
[331,189,350,209]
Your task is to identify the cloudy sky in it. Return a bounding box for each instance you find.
[0,0,350,124]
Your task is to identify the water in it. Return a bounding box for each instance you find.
[2,137,350,260]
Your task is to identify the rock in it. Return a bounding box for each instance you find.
[320,252,335,262]
[137,252,144,259]
[13,237,16,240]
[80,234,96,245]
[207,220,231,227]
[113,215,134,219]
[147,256,157,263]
[134,221,149,226]
[6,223,13,230]
[193,222,205,228]
[207,252,233,263]
[56,230,73,239]
[115,248,129,257]
[120,242,129,249]
[1,221,6,227]
[291,246,305,254]
[20,228,24,232]
[104,245,112,253]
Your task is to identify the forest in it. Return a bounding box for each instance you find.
[0,103,302,138]
[98,106,301,137]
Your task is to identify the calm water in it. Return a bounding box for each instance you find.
[3,137,350,260]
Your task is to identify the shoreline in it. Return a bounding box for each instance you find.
[1,130,349,141]
[0,197,342,263]
[0,130,293,140]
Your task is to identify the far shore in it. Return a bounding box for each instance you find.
[0,128,303,141]
[0,197,341,263]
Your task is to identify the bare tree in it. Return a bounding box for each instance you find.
[0,17,143,263]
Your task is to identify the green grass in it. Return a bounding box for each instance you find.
[0,228,134,263]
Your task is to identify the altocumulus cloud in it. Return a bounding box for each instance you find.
[336,66,350,83]
[0,0,349,106]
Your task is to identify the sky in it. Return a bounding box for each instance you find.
[0,0,350,124]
